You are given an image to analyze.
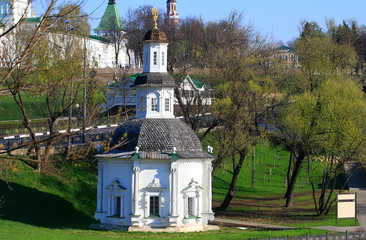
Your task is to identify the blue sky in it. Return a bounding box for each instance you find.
[38,0,366,44]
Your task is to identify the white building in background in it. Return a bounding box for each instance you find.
[177,75,213,106]
[94,13,217,231]
[100,74,213,115]
[0,0,32,26]
[0,0,134,69]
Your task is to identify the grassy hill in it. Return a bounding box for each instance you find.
[202,134,353,227]
[0,136,357,239]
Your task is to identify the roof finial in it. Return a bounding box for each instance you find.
[152,7,159,29]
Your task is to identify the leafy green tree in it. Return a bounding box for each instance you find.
[300,21,326,39]
[207,28,285,210]
[294,37,356,92]
[281,78,366,215]
[278,21,358,207]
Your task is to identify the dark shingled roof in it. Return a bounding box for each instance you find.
[103,118,213,159]
[131,72,177,88]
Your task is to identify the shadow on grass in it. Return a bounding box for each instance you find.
[0,180,96,229]
[317,173,347,190]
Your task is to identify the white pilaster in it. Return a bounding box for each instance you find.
[197,191,202,218]
[170,163,177,216]
[132,161,140,215]
[207,166,213,213]
[96,161,104,212]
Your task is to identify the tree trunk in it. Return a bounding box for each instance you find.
[44,117,57,163]
[218,152,246,211]
[285,147,295,197]
[9,87,41,170]
[285,149,306,208]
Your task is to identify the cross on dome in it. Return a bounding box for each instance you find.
[152,7,159,29]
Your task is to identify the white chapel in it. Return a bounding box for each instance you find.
[94,8,216,232]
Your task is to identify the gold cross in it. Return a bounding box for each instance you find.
[152,7,159,29]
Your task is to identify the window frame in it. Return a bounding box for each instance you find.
[153,51,157,65]
[164,98,170,112]
[151,98,158,112]
[161,52,165,66]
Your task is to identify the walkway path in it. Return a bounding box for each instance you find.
[211,218,295,230]
[212,161,366,233]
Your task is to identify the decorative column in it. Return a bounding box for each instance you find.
[196,190,202,218]
[132,161,140,215]
[168,162,178,226]
[184,193,189,219]
[170,164,177,216]
[207,166,213,213]
[96,161,104,212]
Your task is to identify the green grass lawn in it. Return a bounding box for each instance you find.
[0,135,356,239]
[0,94,48,121]
[0,219,328,240]
[202,133,356,228]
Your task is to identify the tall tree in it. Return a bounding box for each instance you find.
[0,1,88,170]
[281,77,366,215]
[204,11,285,210]
[278,22,357,207]
[123,5,164,67]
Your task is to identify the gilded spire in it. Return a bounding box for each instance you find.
[152,7,159,29]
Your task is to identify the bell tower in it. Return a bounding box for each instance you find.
[166,0,179,30]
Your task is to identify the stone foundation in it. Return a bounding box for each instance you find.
[90,223,220,233]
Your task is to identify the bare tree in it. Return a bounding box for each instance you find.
[0,0,88,171]
[123,5,164,67]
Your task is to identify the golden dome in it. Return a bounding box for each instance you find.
[142,29,168,43]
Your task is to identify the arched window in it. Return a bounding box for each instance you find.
[182,179,203,221]
[143,178,166,218]
[105,179,127,218]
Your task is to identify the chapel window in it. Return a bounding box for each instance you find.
[151,98,158,112]
[114,196,121,216]
[161,52,165,65]
[153,51,157,65]
[165,98,170,111]
[149,196,160,216]
[188,197,194,216]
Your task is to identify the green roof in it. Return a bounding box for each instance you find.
[25,17,41,23]
[108,73,141,87]
[277,45,294,52]
[94,2,124,31]
[128,73,140,81]
[89,35,105,41]
[191,78,204,89]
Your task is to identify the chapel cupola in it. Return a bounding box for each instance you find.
[141,7,169,74]
[133,7,176,119]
